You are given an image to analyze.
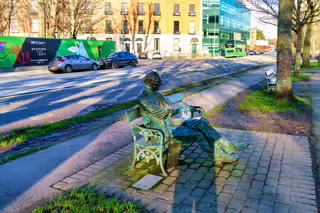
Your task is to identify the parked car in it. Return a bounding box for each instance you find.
[258,50,264,54]
[100,52,138,69]
[152,52,163,59]
[48,55,100,73]
[249,51,256,55]
[138,52,148,59]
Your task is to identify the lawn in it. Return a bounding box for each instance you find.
[292,74,310,82]
[238,87,310,113]
[33,189,144,213]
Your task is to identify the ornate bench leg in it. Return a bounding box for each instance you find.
[159,149,168,176]
[131,145,137,170]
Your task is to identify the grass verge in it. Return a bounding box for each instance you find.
[0,100,139,149]
[0,146,49,165]
[292,74,310,82]
[238,87,310,113]
[33,188,145,213]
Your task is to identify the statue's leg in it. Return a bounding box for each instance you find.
[172,126,214,154]
[183,119,248,154]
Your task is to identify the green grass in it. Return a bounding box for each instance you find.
[0,146,49,165]
[205,104,226,118]
[238,87,310,113]
[0,100,139,149]
[310,61,318,67]
[163,82,203,96]
[33,188,144,213]
[292,74,310,82]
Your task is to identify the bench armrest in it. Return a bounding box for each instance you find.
[130,122,165,146]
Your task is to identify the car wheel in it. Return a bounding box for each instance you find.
[64,65,72,73]
[112,61,119,69]
[92,63,98,71]
[132,60,137,67]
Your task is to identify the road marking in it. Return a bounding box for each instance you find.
[0,107,28,114]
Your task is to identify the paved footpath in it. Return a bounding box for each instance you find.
[54,129,317,213]
[3,65,318,213]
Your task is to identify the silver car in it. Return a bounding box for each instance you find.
[48,55,100,73]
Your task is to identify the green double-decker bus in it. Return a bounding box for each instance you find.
[225,40,247,58]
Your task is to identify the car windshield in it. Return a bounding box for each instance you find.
[108,53,118,57]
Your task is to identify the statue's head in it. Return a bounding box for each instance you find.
[144,71,162,92]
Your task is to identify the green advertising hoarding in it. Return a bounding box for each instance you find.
[0,36,116,68]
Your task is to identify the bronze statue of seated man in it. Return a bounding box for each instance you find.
[139,71,248,164]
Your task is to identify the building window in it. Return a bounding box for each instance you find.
[209,15,219,23]
[189,4,196,16]
[189,22,195,34]
[10,19,18,33]
[123,20,128,34]
[122,3,128,15]
[154,3,160,16]
[31,20,38,32]
[138,20,144,34]
[174,38,180,51]
[173,4,180,16]
[154,21,160,34]
[105,2,112,15]
[154,38,160,51]
[31,0,38,12]
[138,3,144,15]
[106,20,113,33]
[106,38,112,41]
[174,21,180,34]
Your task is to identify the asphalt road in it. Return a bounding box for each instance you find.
[0,54,276,132]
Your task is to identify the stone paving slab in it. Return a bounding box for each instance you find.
[54,128,318,213]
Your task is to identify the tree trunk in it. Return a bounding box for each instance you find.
[38,0,46,37]
[47,0,58,38]
[70,0,77,39]
[294,27,303,77]
[302,22,313,68]
[276,0,294,99]
[318,57,320,68]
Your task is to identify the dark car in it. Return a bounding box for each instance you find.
[100,52,138,69]
[249,50,256,55]
[138,52,148,59]
[258,50,264,54]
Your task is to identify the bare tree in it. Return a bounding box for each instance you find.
[143,2,158,52]
[276,0,295,99]
[302,0,315,68]
[38,0,46,37]
[246,0,320,76]
[0,0,17,35]
[47,0,59,38]
[125,0,139,54]
[69,0,106,39]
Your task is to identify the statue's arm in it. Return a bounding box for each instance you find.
[140,99,173,120]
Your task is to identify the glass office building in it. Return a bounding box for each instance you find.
[202,0,251,55]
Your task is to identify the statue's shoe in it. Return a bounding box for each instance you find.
[232,143,249,151]
[215,153,239,165]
